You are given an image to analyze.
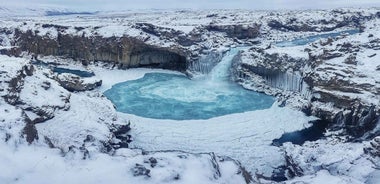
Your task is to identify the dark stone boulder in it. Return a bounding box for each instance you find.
[144,157,158,168]
[109,122,132,149]
[22,122,39,144]
[23,65,35,76]
[364,136,380,157]
[344,54,357,65]
[132,164,151,177]
[24,108,55,124]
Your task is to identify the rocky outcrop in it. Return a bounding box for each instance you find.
[206,24,261,39]
[3,68,25,105]
[267,12,374,32]
[232,49,311,98]
[281,138,376,182]
[2,64,35,105]
[187,49,225,75]
[109,122,132,149]
[364,136,380,157]
[134,23,202,47]
[233,40,380,139]
[55,73,102,92]
[22,120,39,144]
[10,29,187,71]
[132,151,252,184]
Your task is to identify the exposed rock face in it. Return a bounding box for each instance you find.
[281,138,376,182]
[11,29,187,71]
[3,67,25,105]
[206,24,261,39]
[187,49,226,75]
[132,164,151,177]
[364,136,380,157]
[22,120,39,144]
[232,49,312,100]
[267,12,373,32]
[128,151,252,184]
[134,23,202,47]
[0,56,135,151]
[55,73,102,92]
[108,122,132,149]
[233,36,380,139]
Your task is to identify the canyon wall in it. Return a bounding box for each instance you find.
[232,47,380,140]
[8,29,187,71]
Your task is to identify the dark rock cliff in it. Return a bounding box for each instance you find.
[267,11,375,32]
[10,29,187,71]
[233,46,380,140]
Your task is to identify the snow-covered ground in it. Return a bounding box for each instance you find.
[0,56,249,184]
[0,140,247,184]
[125,106,314,176]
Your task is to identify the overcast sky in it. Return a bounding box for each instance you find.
[2,0,380,11]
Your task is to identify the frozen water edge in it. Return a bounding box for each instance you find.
[93,67,183,92]
[124,104,316,176]
[94,66,317,175]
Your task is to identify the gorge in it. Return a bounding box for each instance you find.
[104,48,274,120]
[0,7,379,184]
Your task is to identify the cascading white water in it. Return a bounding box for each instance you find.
[188,51,224,75]
[208,48,240,82]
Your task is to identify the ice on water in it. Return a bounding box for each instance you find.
[104,48,274,120]
[276,29,360,47]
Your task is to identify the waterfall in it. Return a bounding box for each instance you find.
[188,47,245,83]
[188,51,224,75]
[208,48,240,82]
[188,59,215,74]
